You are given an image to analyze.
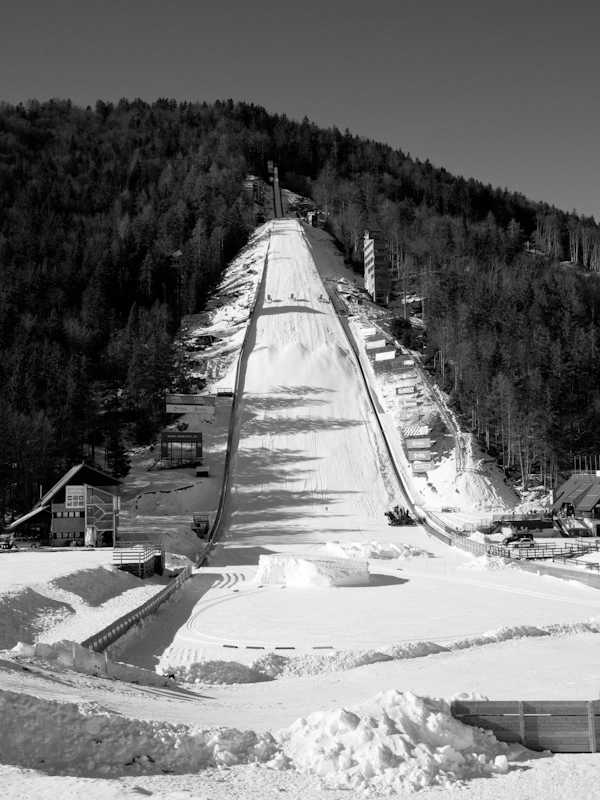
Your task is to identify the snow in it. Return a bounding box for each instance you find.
[4,218,600,798]
[0,673,520,795]
[278,690,514,792]
[254,553,370,587]
[11,640,173,687]
[325,539,431,560]
[0,560,166,650]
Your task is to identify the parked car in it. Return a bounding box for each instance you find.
[503,532,534,547]
[13,535,39,548]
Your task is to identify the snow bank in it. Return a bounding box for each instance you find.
[254,553,370,587]
[277,689,514,793]
[163,659,273,685]
[0,689,283,777]
[50,566,142,606]
[10,640,172,687]
[458,555,519,572]
[326,540,430,560]
[0,684,517,791]
[468,530,489,544]
[162,613,600,684]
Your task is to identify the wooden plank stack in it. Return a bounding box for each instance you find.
[452,699,600,752]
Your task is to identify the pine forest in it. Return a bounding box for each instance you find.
[1,97,600,515]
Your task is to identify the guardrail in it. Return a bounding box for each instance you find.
[81,564,192,652]
[452,535,600,561]
[451,535,488,556]
[552,554,600,570]
[452,699,599,752]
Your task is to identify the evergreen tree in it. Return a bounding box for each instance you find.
[104,423,131,479]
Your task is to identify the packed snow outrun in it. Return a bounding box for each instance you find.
[4,217,600,800]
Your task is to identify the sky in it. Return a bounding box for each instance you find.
[1,0,599,219]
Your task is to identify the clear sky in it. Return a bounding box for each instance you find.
[2,0,599,219]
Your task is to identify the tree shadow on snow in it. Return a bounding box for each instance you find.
[215,545,275,566]
[270,385,335,396]
[241,394,332,413]
[240,415,363,439]
[258,304,326,316]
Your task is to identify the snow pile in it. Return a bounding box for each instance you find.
[10,640,172,687]
[162,659,272,685]
[254,553,370,587]
[326,540,430,560]
[49,566,142,607]
[450,624,552,650]
[253,649,395,679]
[0,689,283,777]
[0,588,74,649]
[0,684,518,791]
[418,455,515,513]
[468,530,489,544]
[276,689,513,793]
[458,556,518,572]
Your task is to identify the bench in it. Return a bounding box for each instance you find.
[195,465,210,478]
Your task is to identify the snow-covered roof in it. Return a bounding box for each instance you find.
[552,474,600,510]
[8,462,121,530]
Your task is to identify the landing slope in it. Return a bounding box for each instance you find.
[226,218,398,545]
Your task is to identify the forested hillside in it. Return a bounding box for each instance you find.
[1,97,599,515]
[0,98,252,513]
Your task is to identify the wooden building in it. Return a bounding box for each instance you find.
[8,463,121,547]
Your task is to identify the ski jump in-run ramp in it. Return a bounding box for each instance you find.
[136,220,600,662]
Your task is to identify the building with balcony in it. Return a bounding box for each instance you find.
[7,463,122,547]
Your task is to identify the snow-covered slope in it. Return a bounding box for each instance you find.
[4,218,600,800]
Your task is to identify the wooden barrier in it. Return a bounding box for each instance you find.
[452,699,600,752]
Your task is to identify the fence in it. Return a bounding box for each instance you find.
[452,699,600,752]
[113,541,155,578]
[452,536,600,561]
[552,554,600,570]
[81,565,192,652]
[451,536,487,556]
